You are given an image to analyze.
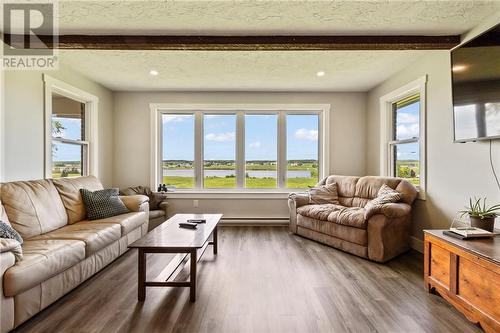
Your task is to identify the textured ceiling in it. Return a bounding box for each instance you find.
[54,1,500,36]
[59,50,427,91]
[47,1,500,92]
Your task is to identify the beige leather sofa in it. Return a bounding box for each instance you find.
[0,176,149,333]
[289,175,418,263]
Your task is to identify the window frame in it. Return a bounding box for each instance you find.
[379,75,427,199]
[43,74,99,179]
[150,104,330,193]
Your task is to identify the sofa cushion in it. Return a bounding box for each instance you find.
[82,212,146,235]
[296,204,367,229]
[3,239,85,296]
[308,182,339,205]
[0,180,68,239]
[53,176,104,224]
[80,188,129,220]
[30,222,121,256]
[149,210,165,219]
[364,184,401,214]
[0,201,10,225]
[297,214,368,246]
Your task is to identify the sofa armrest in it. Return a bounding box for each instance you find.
[158,200,168,211]
[288,193,309,233]
[1,251,16,332]
[364,202,411,220]
[288,192,309,208]
[366,211,412,263]
[120,195,149,212]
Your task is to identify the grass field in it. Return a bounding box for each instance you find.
[396,160,420,186]
[163,176,317,189]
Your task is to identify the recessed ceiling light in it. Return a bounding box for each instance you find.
[149,69,159,76]
[316,71,326,77]
[452,65,467,72]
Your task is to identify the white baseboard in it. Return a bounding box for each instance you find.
[410,236,424,253]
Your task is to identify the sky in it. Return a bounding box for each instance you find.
[395,101,420,161]
[52,117,83,162]
[162,113,319,161]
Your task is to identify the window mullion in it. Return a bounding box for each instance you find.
[236,111,245,188]
[195,112,203,189]
[277,112,287,188]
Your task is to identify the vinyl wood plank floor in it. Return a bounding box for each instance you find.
[14,226,481,333]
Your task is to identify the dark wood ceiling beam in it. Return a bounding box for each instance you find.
[3,34,461,50]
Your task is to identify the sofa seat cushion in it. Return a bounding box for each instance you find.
[297,214,368,246]
[30,222,121,256]
[296,204,367,229]
[3,239,85,296]
[81,212,147,235]
[149,210,165,220]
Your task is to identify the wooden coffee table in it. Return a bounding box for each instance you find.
[129,213,222,302]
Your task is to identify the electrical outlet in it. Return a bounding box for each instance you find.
[193,200,199,208]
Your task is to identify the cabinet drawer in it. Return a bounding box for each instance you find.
[430,244,450,288]
[458,257,500,319]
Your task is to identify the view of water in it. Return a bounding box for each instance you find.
[164,169,311,178]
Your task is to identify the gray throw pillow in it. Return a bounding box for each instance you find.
[308,182,340,205]
[80,188,129,220]
[0,221,23,262]
[0,220,23,244]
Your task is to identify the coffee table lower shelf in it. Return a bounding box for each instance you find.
[136,225,218,302]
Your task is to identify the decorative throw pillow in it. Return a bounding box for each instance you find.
[0,220,23,244]
[0,221,23,262]
[365,184,401,210]
[308,182,340,205]
[80,188,130,220]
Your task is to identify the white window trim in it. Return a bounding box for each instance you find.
[43,74,99,179]
[379,75,427,200]
[149,103,330,193]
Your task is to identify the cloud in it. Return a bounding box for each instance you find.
[249,141,261,148]
[396,124,419,138]
[205,132,235,142]
[397,113,418,124]
[294,128,318,141]
[162,115,190,123]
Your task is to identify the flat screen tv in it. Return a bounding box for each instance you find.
[451,24,500,142]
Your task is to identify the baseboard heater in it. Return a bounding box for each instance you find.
[220,216,289,226]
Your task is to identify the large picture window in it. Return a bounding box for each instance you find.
[154,105,328,191]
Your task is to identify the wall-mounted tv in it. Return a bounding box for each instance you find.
[451,24,500,142]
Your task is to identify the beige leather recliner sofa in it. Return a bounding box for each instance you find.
[289,175,418,263]
[0,176,149,333]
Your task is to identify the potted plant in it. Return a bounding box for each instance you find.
[460,197,500,232]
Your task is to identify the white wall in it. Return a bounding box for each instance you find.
[3,64,114,186]
[366,50,500,238]
[113,91,367,219]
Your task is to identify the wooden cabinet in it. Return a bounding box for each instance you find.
[424,230,500,333]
